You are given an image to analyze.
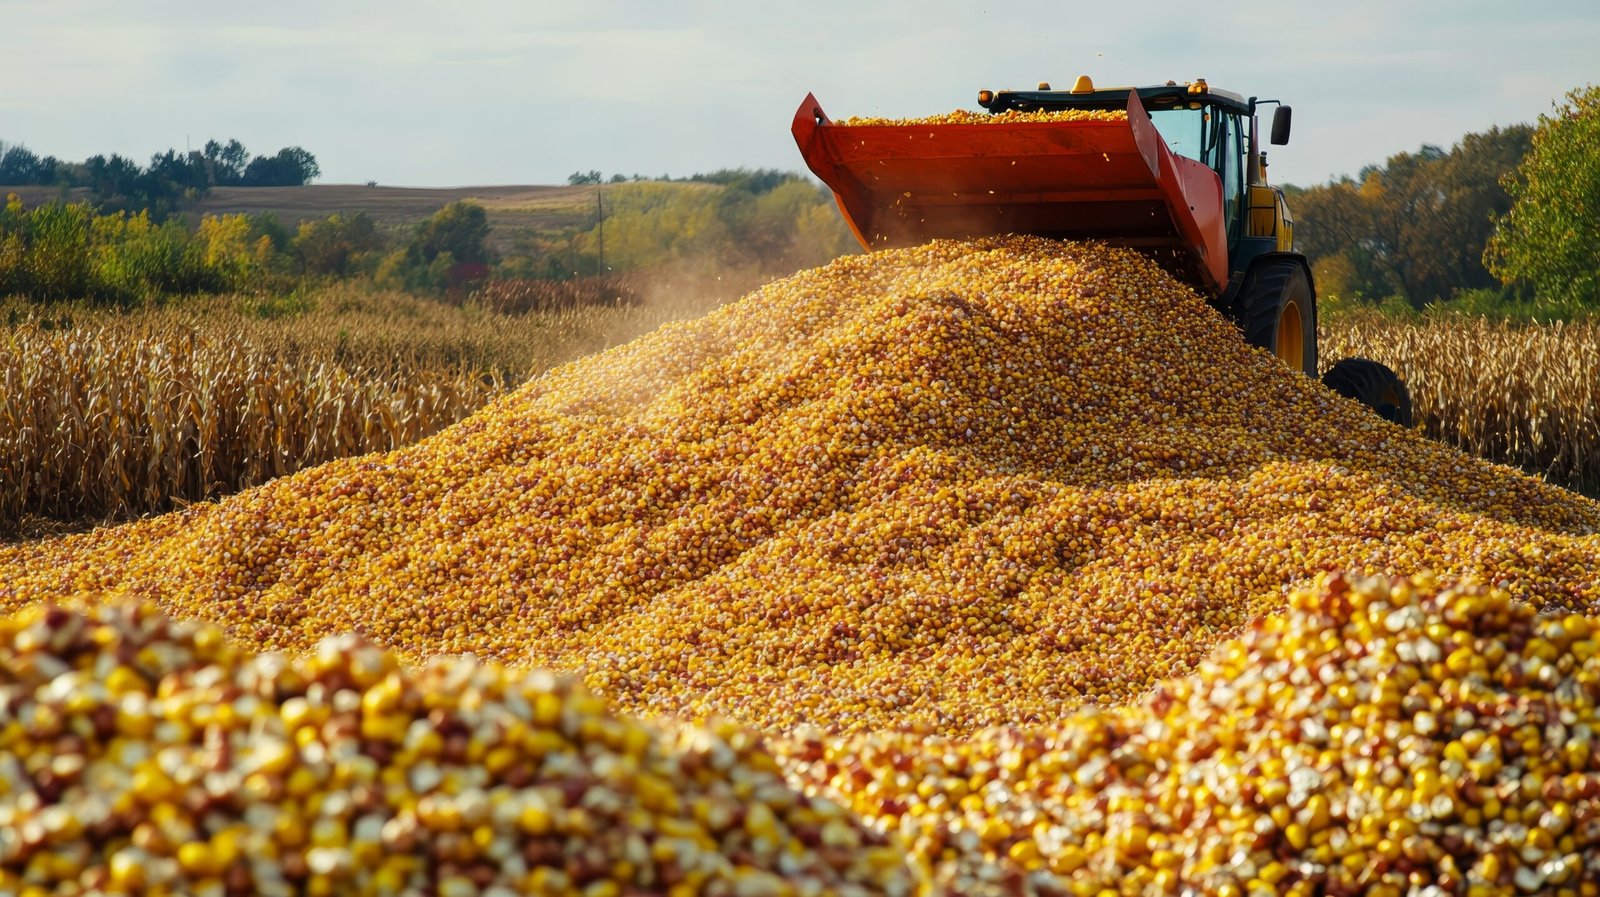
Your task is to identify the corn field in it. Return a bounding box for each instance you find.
[1,288,726,535]
[1322,314,1600,494]
[7,299,1600,537]
[0,318,505,531]
[466,274,645,315]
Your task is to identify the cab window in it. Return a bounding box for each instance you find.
[1217,112,1243,242]
[1151,105,1244,239]
[1149,108,1204,162]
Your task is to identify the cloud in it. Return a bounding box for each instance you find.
[1,0,1597,185]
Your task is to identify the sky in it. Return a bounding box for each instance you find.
[2,0,1596,189]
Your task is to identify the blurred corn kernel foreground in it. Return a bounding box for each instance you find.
[783,573,1600,896]
[0,602,910,897]
[2,237,1598,737]
[9,576,1600,895]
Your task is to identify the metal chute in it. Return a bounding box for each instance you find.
[792,90,1229,294]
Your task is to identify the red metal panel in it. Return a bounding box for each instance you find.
[792,91,1228,296]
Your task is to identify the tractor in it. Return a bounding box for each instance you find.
[792,75,1412,424]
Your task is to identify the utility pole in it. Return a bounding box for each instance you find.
[596,188,605,275]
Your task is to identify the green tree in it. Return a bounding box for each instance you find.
[565,177,853,276]
[1292,126,1531,309]
[147,149,211,200]
[408,201,491,266]
[0,199,94,299]
[294,212,384,278]
[386,201,493,293]
[0,145,59,186]
[83,154,141,201]
[248,212,293,255]
[240,147,321,187]
[1487,84,1600,306]
[1366,146,1448,305]
[203,139,250,186]
[1428,125,1533,297]
[81,152,197,221]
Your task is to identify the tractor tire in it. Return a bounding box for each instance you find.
[1235,260,1317,378]
[1322,357,1413,427]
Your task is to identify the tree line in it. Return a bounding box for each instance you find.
[567,168,812,192]
[533,169,855,280]
[0,196,478,306]
[0,166,856,307]
[1288,83,1600,314]
[1286,127,1531,309]
[0,138,320,220]
[301,168,852,295]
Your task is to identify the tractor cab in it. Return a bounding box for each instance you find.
[979,76,1294,268]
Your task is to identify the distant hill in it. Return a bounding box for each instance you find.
[199,184,600,228]
[3,182,607,254]
[2,178,847,280]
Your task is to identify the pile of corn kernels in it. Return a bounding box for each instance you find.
[5,237,1600,894]
[783,573,1600,895]
[837,109,1127,127]
[5,237,1594,733]
[9,576,1600,895]
[0,604,911,897]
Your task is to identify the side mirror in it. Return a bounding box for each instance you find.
[1271,106,1292,145]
